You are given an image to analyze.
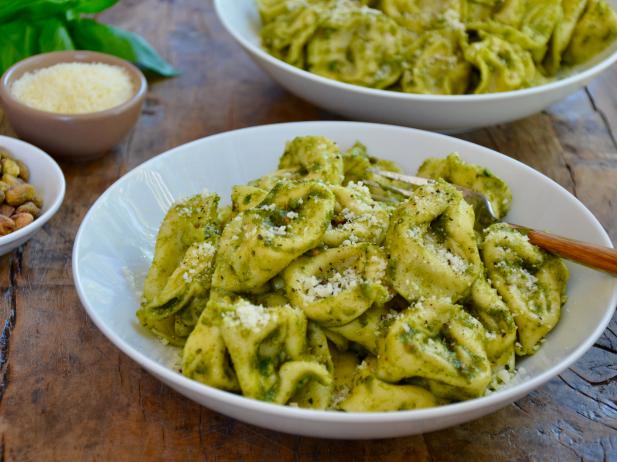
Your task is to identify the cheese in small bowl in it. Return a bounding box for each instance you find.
[0,51,148,160]
[10,62,134,115]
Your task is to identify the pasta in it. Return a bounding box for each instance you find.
[417,152,512,219]
[257,0,617,94]
[138,135,569,412]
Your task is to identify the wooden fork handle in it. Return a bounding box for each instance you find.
[513,226,617,276]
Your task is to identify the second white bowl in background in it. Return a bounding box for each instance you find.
[214,0,617,133]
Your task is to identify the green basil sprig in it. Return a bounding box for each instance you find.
[0,0,178,77]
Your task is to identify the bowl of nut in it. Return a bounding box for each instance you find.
[0,135,65,255]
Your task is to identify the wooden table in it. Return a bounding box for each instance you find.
[1,1,616,460]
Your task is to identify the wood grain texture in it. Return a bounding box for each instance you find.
[0,1,616,461]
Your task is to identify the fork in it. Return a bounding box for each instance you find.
[368,168,617,277]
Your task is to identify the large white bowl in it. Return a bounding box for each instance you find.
[72,122,617,439]
[214,0,617,133]
[0,135,65,255]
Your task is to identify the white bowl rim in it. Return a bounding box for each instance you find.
[213,0,617,103]
[0,135,65,246]
[73,121,617,424]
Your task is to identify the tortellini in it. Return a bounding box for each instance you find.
[545,0,588,73]
[417,152,512,219]
[377,298,492,399]
[182,292,240,391]
[481,223,569,355]
[306,3,404,89]
[257,0,324,24]
[463,0,496,23]
[385,181,482,303]
[278,136,344,185]
[221,299,331,404]
[258,0,617,94]
[184,291,332,404]
[489,0,563,62]
[212,180,334,292]
[338,356,440,411]
[231,185,268,213]
[563,0,617,66]
[283,243,390,326]
[260,2,324,67]
[324,182,390,247]
[466,277,517,386]
[326,304,390,354]
[381,0,464,34]
[401,28,471,95]
[139,135,569,412]
[340,142,410,202]
[137,193,221,345]
[463,33,537,94]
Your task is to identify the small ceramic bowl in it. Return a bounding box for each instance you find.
[0,135,65,255]
[0,51,147,160]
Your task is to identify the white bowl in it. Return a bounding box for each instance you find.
[72,122,617,439]
[214,0,617,133]
[0,136,65,255]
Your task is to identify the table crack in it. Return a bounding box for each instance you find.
[0,248,22,404]
[422,434,435,462]
[593,343,617,356]
[569,366,617,387]
[560,374,617,411]
[585,87,617,152]
[563,159,578,197]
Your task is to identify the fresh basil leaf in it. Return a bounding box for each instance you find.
[37,18,75,52]
[75,0,118,13]
[69,19,179,76]
[0,20,37,74]
[0,0,115,22]
[0,1,72,23]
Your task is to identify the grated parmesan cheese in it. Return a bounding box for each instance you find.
[224,300,274,330]
[303,268,362,302]
[442,9,465,30]
[341,208,356,221]
[180,241,216,283]
[424,240,468,274]
[341,233,360,246]
[11,62,135,114]
[346,181,371,197]
[262,225,287,240]
[382,310,402,323]
[406,227,422,240]
[330,385,351,408]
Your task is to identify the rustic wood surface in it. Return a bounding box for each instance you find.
[1,1,616,460]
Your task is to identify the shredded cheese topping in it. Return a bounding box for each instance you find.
[180,242,216,283]
[303,268,362,302]
[11,62,134,114]
[224,300,274,329]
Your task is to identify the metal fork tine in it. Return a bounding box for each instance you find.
[364,179,413,198]
[368,167,499,230]
[368,168,432,186]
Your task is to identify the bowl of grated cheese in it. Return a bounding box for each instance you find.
[0,50,147,160]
